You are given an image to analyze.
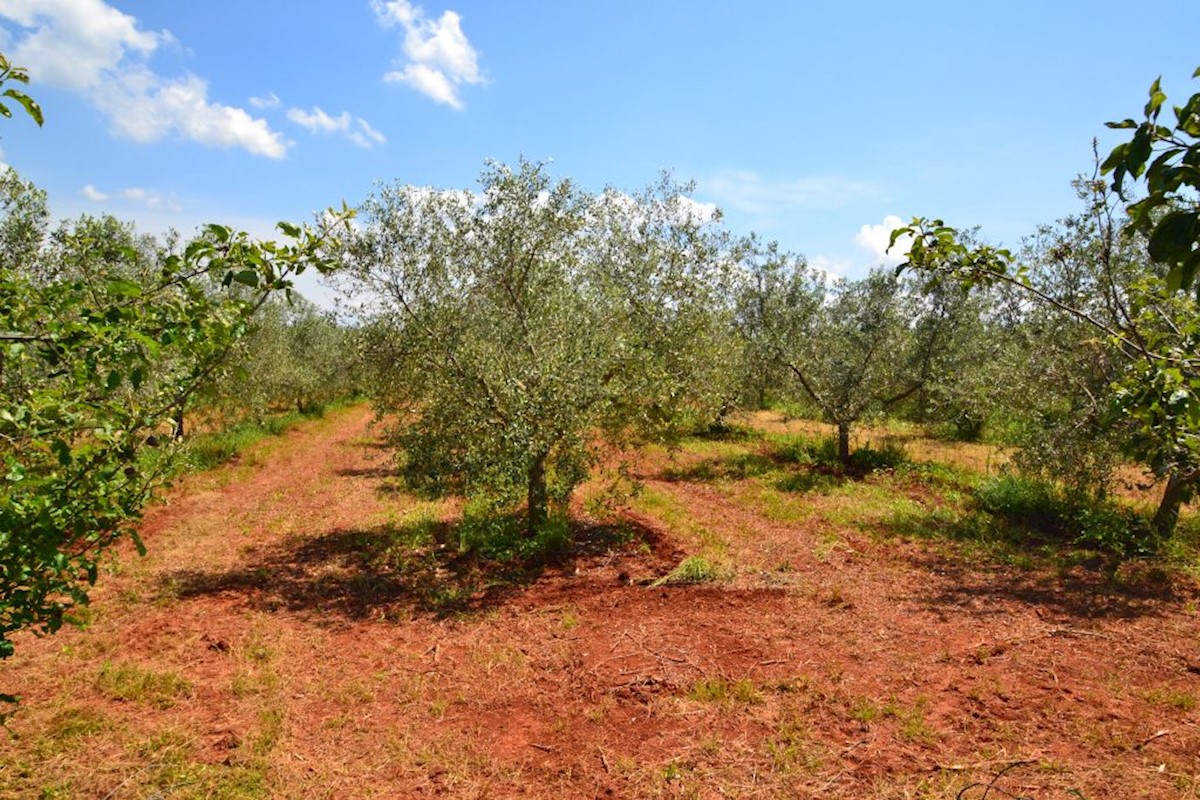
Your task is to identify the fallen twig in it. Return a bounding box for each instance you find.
[935,757,1038,772]
[1134,729,1171,751]
[1047,627,1112,640]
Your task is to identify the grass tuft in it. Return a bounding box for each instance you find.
[95,661,193,709]
[652,555,724,586]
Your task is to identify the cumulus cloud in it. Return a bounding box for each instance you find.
[0,0,288,158]
[855,214,912,266]
[80,182,181,211]
[372,0,484,110]
[287,105,387,149]
[808,254,853,280]
[672,195,720,225]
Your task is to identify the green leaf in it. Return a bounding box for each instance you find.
[1100,142,1128,176]
[1145,77,1166,118]
[1105,119,1138,129]
[106,278,142,297]
[1127,127,1154,176]
[277,221,301,238]
[2,88,42,126]
[1147,210,1198,265]
[232,269,260,287]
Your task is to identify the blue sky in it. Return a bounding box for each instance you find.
[0,0,1197,303]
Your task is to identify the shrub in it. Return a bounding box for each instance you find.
[975,475,1151,556]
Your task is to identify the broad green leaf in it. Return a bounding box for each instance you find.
[106,278,142,297]
[232,269,260,287]
[2,88,42,126]
[1147,210,1198,264]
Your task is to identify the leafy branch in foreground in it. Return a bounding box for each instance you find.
[0,53,42,127]
[1103,66,1200,293]
[1,199,354,666]
[892,93,1200,538]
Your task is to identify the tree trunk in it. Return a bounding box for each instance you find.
[1153,471,1191,539]
[172,406,185,441]
[527,451,548,538]
[836,421,851,466]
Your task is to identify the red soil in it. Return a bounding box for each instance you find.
[1,406,1198,798]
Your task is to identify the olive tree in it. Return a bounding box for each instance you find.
[341,160,729,535]
[741,251,956,464]
[216,294,354,420]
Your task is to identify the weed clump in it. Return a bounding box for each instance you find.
[688,678,763,705]
[95,661,193,709]
[976,474,1151,556]
[772,434,909,474]
[652,555,724,586]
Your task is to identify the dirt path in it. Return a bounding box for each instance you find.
[2,406,1199,799]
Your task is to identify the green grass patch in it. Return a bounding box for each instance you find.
[630,486,729,556]
[652,555,725,586]
[688,677,763,705]
[181,404,342,472]
[767,433,910,474]
[95,661,193,709]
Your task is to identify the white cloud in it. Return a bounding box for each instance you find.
[703,170,880,216]
[348,117,387,148]
[79,183,181,212]
[0,0,288,158]
[288,105,351,135]
[248,91,281,109]
[0,0,162,91]
[372,0,484,110]
[809,254,853,280]
[287,105,386,149]
[855,214,912,266]
[673,195,720,225]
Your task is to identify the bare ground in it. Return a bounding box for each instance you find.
[1,405,1199,798]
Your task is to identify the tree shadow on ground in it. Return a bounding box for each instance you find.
[658,433,919,494]
[162,515,670,623]
[658,451,778,484]
[883,509,1197,621]
[334,466,395,479]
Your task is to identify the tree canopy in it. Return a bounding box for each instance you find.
[341,160,731,534]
